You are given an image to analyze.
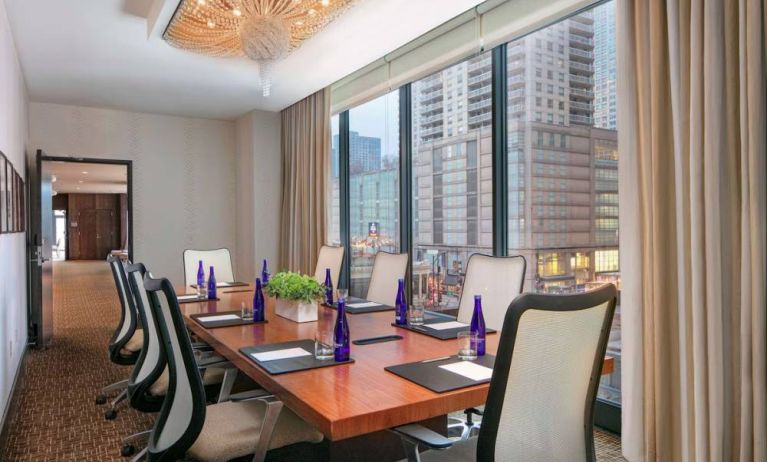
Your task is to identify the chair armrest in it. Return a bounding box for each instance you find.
[196,356,231,368]
[465,407,483,416]
[192,342,214,352]
[229,389,271,402]
[391,424,453,450]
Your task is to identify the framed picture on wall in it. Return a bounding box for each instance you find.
[14,173,19,232]
[16,172,23,232]
[8,164,15,232]
[19,173,25,232]
[0,154,6,234]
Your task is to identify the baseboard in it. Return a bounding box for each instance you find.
[0,344,28,452]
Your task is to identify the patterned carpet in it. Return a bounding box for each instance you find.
[1,260,625,461]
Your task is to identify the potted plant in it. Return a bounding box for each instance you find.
[264,271,325,323]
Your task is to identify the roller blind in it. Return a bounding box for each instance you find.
[330,0,596,114]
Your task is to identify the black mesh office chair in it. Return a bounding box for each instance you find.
[393,284,617,462]
[97,255,143,419]
[141,274,323,462]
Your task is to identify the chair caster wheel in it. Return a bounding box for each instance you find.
[95,395,107,405]
[105,409,118,420]
[121,444,135,457]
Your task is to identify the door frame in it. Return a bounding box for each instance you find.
[40,155,133,263]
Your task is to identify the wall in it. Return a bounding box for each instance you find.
[234,109,281,281]
[29,102,237,285]
[0,0,29,430]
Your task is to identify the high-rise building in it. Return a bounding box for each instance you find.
[331,130,383,176]
[593,1,617,129]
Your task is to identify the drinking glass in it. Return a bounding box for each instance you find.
[408,304,425,326]
[197,280,208,300]
[314,331,334,361]
[240,301,253,321]
[457,331,478,360]
[335,288,348,303]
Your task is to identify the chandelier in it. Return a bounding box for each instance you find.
[163,0,355,96]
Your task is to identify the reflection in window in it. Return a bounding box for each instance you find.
[347,91,400,297]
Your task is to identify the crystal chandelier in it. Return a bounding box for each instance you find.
[163,0,355,96]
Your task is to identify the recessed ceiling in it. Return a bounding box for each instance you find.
[45,161,128,195]
[5,0,484,120]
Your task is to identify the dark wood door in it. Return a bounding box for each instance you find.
[96,209,116,258]
[78,209,98,259]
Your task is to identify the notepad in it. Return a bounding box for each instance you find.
[177,294,201,302]
[218,282,232,287]
[427,321,469,330]
[439,361,494,381]
[197,314,240,323]
[348,302,381,309]
[250,348,312,362]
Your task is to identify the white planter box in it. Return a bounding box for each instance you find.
[274,299,318,323]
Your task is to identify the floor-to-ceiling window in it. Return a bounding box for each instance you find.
[347,91,400,297]
[328,114,341,246]
[410,51,493,310]
[505,0,621,408]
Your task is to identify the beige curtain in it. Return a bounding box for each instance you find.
[279,88,330,274]
[617,0,766,461]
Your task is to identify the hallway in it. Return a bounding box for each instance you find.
[1,261,152,461]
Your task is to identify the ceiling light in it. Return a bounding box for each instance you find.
[52,190,58,196]
[76,187,81,191]
[82,171,88,174]
[78,180,84,184]
[163,0,354,97]
[51,175,57,182]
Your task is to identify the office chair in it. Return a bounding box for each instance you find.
[448,254,527,439]
[97,255,143,419]
[120,263,242,459]
[393,284,617,462]
[313,245,345,292]
[141,274,324,462]
[183,248,236,287]
[366,251,409,306]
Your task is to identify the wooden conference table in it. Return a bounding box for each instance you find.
[178,284,614,458]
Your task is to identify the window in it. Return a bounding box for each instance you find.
[348,91,400,297]
[411,52,492,309]
[328,114,341,246]
[507,1,621,406]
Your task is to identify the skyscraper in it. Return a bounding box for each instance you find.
[593,1,617,129]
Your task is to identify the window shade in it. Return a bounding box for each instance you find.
[330,0,595,114]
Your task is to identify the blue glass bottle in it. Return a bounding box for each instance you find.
[196,260,205,288]
[252,278,265,322]
[395,278,407,325]
[333,298,350,362]
[470,295,486,356]
[207,266,217,300]
[261,259,270,284]
[324,268,334,305]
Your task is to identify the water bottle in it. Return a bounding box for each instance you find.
[324,268,334,305]
[261,259,270,284]
[253,278,265,322]
[207,266,217,300]
[395,278,407,325]
[334,298,350,362]
[196,260,206,299]
[470,295,486,356]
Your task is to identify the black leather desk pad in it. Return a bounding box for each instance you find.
[240,339,354,375]
[324,297,395,314]
[177,295,220,304]
[190,310,267,328]
[385,354,496,393]
[392,315,497,340]
[190,281,249,289]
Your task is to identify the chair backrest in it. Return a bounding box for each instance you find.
[476,284,617,462]
[107,255,139,364]
[313,245,345,292]
[126,263,167,410]
[365,252,408,306]
[145,275,206,462]
[456,254,526,330]
[183,248,235,287]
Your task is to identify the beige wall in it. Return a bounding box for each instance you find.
[0,0,29,427]
[234,109,281,281]
[28,102,237,286]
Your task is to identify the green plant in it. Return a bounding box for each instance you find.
[264,271,325,303]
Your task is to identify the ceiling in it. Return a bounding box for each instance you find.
[45,161,128,195]
[6,0,484,120]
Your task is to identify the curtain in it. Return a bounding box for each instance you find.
[617,0,766,461]
[279,88,330,274]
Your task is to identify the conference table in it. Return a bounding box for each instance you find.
[178,284,614,461]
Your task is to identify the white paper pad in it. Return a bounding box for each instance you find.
[177,295,201,301]
[251,348,312,362]
[217,282,232,287]
[197,314,240,323]
[426,321,469,331]
[439,361,493,381]
[348,302,381,309]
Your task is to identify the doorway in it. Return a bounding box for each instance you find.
[28,152,133,346]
